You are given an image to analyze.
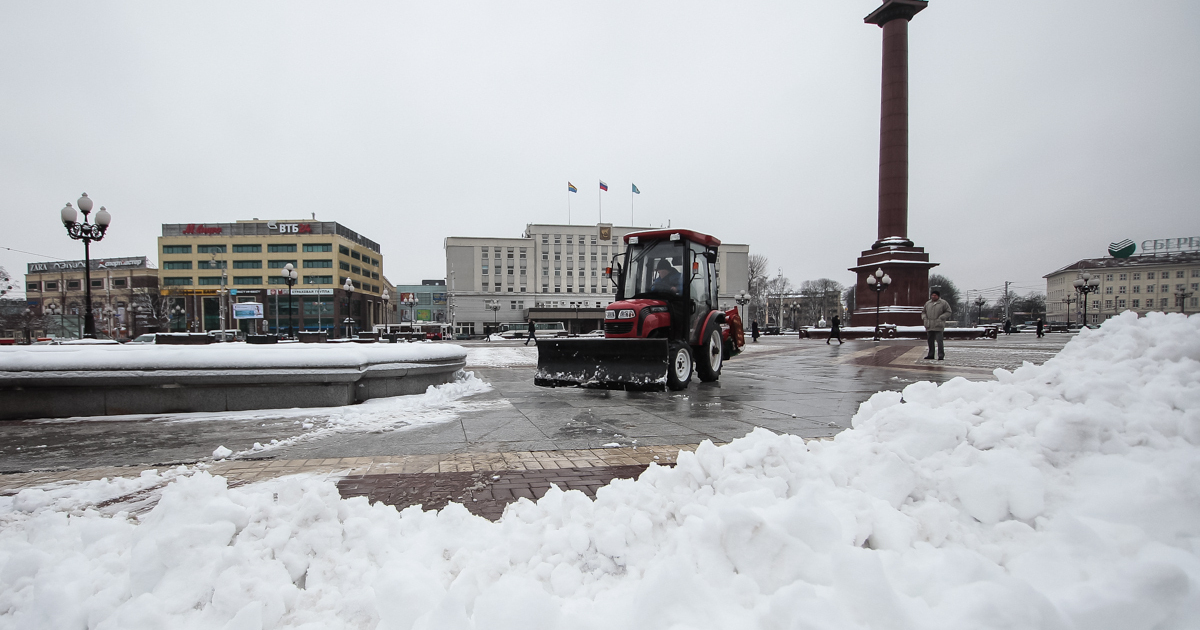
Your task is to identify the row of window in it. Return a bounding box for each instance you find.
[1103,283,1199,294]
[1097,297,1200,309]
[163,259,334,270]
[163,275,335,286]
[162,243,379,266]
[1100,270,1199,282]
[27,278,128,291]
[480,283,612,294]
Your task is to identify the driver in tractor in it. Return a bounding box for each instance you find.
[650,258,682,295]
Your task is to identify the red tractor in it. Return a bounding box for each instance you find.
[535,229,745,391]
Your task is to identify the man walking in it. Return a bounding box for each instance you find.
[922,290,951,360]
[524,318,536,346]
[827,315,843,345]
[751,320,760,343]
[1036,318,1044,338]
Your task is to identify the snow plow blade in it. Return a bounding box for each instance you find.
[535,338,670,391]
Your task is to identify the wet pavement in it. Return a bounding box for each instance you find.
[0,333,1073,516]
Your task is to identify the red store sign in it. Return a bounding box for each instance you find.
[182,224,223,235]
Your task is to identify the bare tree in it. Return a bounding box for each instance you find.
[843,286,857,321]
[763,272,794,327]
[747,254,770,325]
[797,278,844,325]
[928,274,961,316]
[132,287,172,333]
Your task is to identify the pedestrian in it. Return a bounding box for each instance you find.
[1036,318,1044,338]
[922,289,952,360]
[827,315,843,345]
[1004,318,1012,336]
[524,318,536,345]
[751,320,760,343]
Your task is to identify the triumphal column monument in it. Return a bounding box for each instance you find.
[850,0,939,326]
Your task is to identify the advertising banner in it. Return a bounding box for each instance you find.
[232,302,264,320]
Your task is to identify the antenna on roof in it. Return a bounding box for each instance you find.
[311,212,316,220]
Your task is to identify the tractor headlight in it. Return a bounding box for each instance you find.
[605,310,617,320]
[647,306,669,313]
[618,309,635,320]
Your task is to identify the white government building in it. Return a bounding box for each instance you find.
[445,223,749,336]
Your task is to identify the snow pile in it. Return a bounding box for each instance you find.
[1,312,1198,629]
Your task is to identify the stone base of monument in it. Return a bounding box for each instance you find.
[0,344,467,421]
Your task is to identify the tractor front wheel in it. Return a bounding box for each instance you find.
[697,328,723,382]
[667,342,693,391]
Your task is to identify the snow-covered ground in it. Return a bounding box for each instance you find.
[2,312,1197,629]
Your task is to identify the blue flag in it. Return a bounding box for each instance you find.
[632,184,640,194]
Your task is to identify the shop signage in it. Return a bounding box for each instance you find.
[233,302,264,319]
[27,257,149,273]
[1141,237,1200,254]
[267,288,334,296]
[267,221,313,234]
[1108,239,1135,258]
[181,223,223,235]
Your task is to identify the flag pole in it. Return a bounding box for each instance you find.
[568,188,571,224]
[598,184,602,224]
[631,187,634,226]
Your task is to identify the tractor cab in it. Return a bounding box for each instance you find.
[535,229,743,391]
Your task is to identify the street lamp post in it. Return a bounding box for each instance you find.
[381,289,390,331]
[401,294,418,327]
[46,303,62,338]
[281,263,298,338]
[1072,272,1101,327]
[22,308,33,344]
[485,299,500,340]
[1061,296,1076,328]
[171,305,186,332]
[59,193,111,338]
[866,267,892,341]
[735,290,750,324]
[1175,289,1194,315]
[342,277,355,338]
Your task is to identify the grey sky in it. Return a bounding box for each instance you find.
[2,1,1196,304]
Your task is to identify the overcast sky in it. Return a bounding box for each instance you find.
[2,0,1196,303]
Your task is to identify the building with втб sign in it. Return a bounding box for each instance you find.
[158,220,385,336]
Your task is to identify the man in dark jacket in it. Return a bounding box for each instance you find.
[524,318,536,345]
[1036,318,1044,338]
[922,290,952,360]
[827,315,843,345]
[751,320,760,343]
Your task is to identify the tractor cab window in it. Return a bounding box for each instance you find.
[622,240,685,299]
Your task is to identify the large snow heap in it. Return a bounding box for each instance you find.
[1,312,1197,629]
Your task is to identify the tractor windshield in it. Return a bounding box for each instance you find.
[622,240,686,300]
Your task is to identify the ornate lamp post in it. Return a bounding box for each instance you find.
[342,277,355,338]
[170,305,186,332]
[1061,295,1076,327]
[45,303,63,338]
[735,290,750,323]
[281,263,298,338]
[381,289,390,329]
[1072,272,1101,327]
[401,294,419,325]
[866,267,892,341]
[1175,288,1194,315]
[59,193,111,337]
[102,305,115,338]
[21,308,33,344]
[485,299,500,340]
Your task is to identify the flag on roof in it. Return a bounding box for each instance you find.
[632,183,640,194]
[599,180,608,191]
[568,182,577,193]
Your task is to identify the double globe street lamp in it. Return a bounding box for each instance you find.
[59,193,111,338]
[485,299,501,340]
[1072,272,1101,327]
[866,267,892,341]
[343,277,355,338]
[281,263,298,338]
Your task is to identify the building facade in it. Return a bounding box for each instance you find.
[158,220,385,336]
[445,223,749,336]
[23,256,159,340]
[388,280,449,324]
[1044,252,1200,325]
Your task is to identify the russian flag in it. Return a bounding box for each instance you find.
[599,180,608,191]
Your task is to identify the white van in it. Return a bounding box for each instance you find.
[498,321,567,339]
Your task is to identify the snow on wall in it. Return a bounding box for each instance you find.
[0,311,1197,629]
[0,342,467,372]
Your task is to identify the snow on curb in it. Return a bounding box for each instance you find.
[0,312,1197,629]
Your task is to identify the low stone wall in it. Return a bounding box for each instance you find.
[0,344,467,421]
[798,326,998,340]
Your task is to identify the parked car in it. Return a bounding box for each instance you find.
[127,334,158,344]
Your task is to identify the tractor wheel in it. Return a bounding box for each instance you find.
[666,342,693,391]
[697,328,723,382]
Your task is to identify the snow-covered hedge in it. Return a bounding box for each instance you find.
[1,312,1197,629]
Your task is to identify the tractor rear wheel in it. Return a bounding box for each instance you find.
[697,328,723,382]
[666,342,693,391]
